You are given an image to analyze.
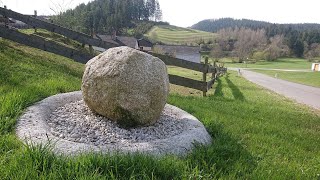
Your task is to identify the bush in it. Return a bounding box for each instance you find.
[252,51,265,61]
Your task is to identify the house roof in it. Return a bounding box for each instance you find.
[137,38,153,47]
[0,16,14,23]
[96,35,137,48]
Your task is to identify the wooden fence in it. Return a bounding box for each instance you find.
[0,7,122,49]
[151,53,227,96]
[0,6,227,96]
[0,26,95,63]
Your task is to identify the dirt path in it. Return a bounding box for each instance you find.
[238,69,320,110]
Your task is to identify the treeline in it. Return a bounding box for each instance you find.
[191,18,271,32]
[192,18,320,33]
[52,0,163,36]
[193,18,320,60]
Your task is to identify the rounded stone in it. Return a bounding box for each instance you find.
[82,47,169,127]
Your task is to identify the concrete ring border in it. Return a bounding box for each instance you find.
[16,91,212,156]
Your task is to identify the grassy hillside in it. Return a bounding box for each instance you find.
[19,29,91,53]
[0,39,319,179]
[145,25,217,45]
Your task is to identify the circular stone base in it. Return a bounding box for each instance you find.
[16,91,212,156]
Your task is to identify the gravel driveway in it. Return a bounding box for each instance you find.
[238,69,320,110]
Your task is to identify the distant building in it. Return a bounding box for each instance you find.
[93,34,138,52]
[312,63,320,71]
[154,45,201,63]
[136,38,153,52]
[0,15,14,25]
[0,15,30,29]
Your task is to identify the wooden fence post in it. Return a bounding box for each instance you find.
[34,10,37,33]
[4,5,8,28]
[212,60,217,81]
[202,57,209,97]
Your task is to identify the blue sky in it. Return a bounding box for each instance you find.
[1,0,320,27]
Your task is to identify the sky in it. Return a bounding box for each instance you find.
[1,0,320,27]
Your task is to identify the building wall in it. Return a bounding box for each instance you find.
[141,46,152,51]
[312,63,320,71]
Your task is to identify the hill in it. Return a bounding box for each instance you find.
[191,18,320,33]
[145,25,217,45]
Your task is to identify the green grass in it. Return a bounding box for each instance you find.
[225,58,313,70]
[145,25,217,45]
[19,29,91,53]
[252,70,320,87]
[0,39,320,179]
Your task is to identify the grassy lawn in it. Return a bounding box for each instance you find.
[252,70,320,88]
[145,25,217,45]
[0,39,320,179]
[225,58,313,70]
[19,29,91,53]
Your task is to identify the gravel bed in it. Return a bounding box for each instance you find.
[48,100,186,146]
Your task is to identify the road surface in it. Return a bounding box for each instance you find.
[238,69,320,110]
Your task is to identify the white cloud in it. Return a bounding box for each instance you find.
[159,0,320,27]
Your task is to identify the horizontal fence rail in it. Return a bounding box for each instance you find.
[150,53,208,73]
[0,26,95,63]
[0,7,120,49]
[168,75,207,91]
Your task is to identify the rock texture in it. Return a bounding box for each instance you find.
[82,47,169,127]
[16,91,212,156]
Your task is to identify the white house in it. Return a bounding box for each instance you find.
[311,63,320,71]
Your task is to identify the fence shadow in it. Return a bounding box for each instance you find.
[225,73,245,101]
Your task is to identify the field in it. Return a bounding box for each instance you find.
[0,39,320,179]
[252,70,320,87]
[19,29,91,53]
[225,58,313,70]
[223,58,320,87]
[145,25,217,45]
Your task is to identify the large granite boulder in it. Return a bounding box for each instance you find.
[82,46,169,127]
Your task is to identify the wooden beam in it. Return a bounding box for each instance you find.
[150,52,208,73]
[168,75,207,91]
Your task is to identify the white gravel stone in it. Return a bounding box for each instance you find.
[16,91,212,156]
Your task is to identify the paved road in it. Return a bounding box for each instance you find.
[238,69,320,110]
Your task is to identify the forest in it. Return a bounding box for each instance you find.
[52,0,164,37]
[193,18,320,61]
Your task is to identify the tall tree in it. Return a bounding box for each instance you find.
[154,0,162,21]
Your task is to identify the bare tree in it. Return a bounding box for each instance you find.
[209,43,224,62]
[49,0,75,15]
[305,43,320,61]
[263,35,289,60]
[217,27,268,61]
